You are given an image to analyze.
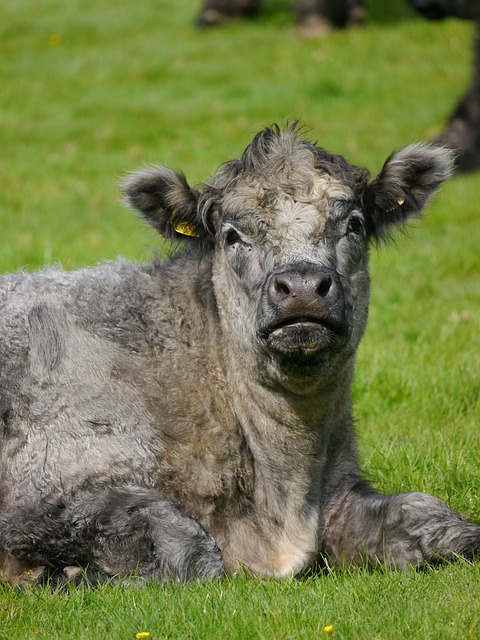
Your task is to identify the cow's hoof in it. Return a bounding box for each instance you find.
[196,9,231,27]
[297,16,334,39]
[195,0,260,27]
[297,6,367,39]
[348,5,367,26]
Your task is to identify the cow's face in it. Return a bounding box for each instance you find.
[124,125,453,390]
[209,169,369,383]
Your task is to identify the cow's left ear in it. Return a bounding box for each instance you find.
[363,144,455,241]
[122,166,205,240]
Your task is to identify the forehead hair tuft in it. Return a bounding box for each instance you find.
[202,122,370,200]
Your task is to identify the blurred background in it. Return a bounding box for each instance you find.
[0,0,476,269]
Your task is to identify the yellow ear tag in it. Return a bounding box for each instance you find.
[173,220,200,237]
[386,195,405,213]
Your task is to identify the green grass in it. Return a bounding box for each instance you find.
[1,0,479,638]
[1,564,480,640]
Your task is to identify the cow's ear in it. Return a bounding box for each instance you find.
[363,144,455,241]
[122,166,204,240]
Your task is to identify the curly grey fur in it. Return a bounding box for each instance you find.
[0,125,478,586]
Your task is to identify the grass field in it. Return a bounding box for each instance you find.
[1,0,479,638]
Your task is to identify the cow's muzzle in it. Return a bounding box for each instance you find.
[257,263,348,363]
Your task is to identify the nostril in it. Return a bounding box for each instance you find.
[317,274,332,298]
[273,277,291,298]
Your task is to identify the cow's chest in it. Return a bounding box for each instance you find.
[214,504,320,577]
[153,420,320,576]
[148,377,323,577]
[152,405,254,518]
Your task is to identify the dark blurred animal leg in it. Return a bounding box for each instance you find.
[295,0,366,39]
[438,25,480,172]
[347,0,367,26]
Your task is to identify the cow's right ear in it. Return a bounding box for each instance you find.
[122,166,203,240]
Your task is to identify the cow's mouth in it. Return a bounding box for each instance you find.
[271,316,347,337]
[261,315,348,363]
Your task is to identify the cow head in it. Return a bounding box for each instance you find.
[123,124,453,391]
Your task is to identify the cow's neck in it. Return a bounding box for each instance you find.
[216,350,355,576]
[230,360,354,485]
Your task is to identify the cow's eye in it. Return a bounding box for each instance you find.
[225,229,242,246]
[346,216,364,235]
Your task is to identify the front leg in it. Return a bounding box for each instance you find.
[323,483,480,569]
[1,486,224,585]
[86,488,225,582]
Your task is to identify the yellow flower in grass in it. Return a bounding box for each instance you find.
[323,624,334,633]
[135,633,151,639]
[48,34,62,46]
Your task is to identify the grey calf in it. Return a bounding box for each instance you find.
[0,124,478,585]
